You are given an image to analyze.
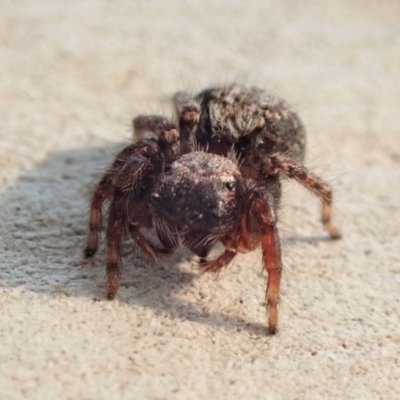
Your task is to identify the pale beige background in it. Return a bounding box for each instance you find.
[0,1,399,399]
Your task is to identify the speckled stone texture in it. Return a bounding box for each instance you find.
[1,1,399,399]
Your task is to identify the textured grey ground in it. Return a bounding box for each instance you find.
[1,1,399,399]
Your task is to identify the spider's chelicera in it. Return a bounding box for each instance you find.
[84,84,340,334]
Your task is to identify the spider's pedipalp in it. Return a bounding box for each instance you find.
[198,238,238,274]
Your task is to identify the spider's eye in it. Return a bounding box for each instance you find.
[151,192,161,203]
[211,134,221,144]
[225,182,235,191]
[164,165,172,173]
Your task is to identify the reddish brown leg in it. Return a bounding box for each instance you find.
[263,154,341,239]
[105,190,127,299]
[250,189,282,335]
[106,205,171,300]
[84,173,113,257]
[86,125,178,299]
[198,238,237,274]
[104,155,152,299]
[84,143,149,258]
[129,222,172,261]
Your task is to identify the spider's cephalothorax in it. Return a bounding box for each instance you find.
[149,152,245,258]
[84,84,341,334]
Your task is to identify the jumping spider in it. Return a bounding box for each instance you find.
[85,84,340,334]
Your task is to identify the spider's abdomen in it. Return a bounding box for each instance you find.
[195,84,306,162]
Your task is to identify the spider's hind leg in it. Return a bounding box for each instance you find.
[172,91,200,155]
[263,154,341,239]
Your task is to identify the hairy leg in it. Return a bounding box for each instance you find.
[249,188,282,335]
[172,91,200,155]
[104,155,152,299]
[105,190,127,299]
[84,144,150,258]
[84,172,114,257]
[198,238,237,274]
[129,222,172,261]
[262,154,341,239]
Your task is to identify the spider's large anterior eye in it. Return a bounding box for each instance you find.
[151,192,161,203]
[164,164,172,173]
[225,182,235,191]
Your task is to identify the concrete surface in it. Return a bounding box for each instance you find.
[0,1,399,399]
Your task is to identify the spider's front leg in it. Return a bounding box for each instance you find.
[249,188,282,335]
[198,188,283,334]
[105,155,169,299]
[105,189,128,299]
[84,143,144,258]
[263,154,341,239]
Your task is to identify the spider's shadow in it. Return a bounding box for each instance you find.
[284,235,334,245]
[0,145,268,336]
